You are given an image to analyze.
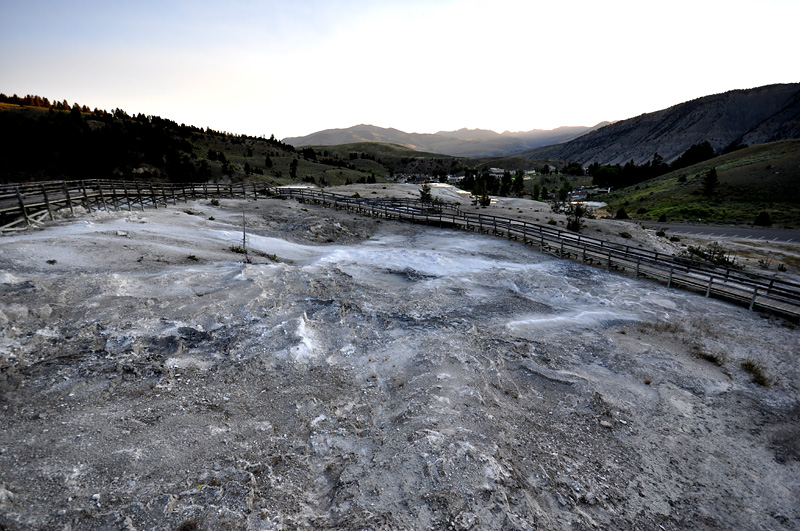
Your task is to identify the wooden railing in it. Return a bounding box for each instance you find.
[0,179,265,230]
[2,180,799,317]
[273,186,800,318]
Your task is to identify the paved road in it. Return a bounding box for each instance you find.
[655,223,800,243]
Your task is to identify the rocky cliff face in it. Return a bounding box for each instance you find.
[525,83,800,165]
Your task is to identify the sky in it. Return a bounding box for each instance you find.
[1,0,797,140]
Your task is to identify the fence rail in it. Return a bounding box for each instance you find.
[2,180,799,317]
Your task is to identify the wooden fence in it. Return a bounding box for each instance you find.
[2,180,799,318]
[273,187,800,318]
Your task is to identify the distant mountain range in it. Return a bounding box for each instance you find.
[285,83,800,165]
[283,123,608,158]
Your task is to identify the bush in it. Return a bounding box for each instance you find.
[615,208,628,220]
[658,214,667,222]
[741,359,770,387]
[619,231,632,239]
[754,211,772,226]
[683,242,739,268]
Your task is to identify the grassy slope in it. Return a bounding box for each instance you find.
[604,140,800,227]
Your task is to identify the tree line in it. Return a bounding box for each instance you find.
[588,140,746,189]
[0,93,295,184]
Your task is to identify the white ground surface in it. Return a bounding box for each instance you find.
[0,194,798,530]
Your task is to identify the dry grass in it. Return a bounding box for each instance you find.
[741,359,770,387]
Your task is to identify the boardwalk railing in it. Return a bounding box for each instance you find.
[0,179,265,231]
[273,186,800,318]
[2,180,799,317]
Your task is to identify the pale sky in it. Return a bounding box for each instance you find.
[1,0,797,140]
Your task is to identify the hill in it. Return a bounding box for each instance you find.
[0,97,437,187]
[603,139,800,226]
[522,83,800,165]
[283,123,605,158]
[0,96,552,187]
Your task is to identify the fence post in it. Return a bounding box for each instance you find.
[135,182,144,211]
[97,180,108,211]
[15,187,30,226]
[63,181,74,215]
[81,180,90,209]
[122,182,131,211]
[40,184,54,220]
[749,288,758,311]
[705,277,713,297]
[110,181,120,210]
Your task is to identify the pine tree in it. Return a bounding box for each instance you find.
[701,167,719,197]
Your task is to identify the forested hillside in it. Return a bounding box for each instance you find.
[0,94,416,186]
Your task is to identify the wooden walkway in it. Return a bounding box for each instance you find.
[2,180,799,318]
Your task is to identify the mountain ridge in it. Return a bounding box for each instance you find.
[283,123,607,158]
[522,83,800,165]
[285,83,799,164]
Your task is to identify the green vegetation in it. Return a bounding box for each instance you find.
[682,242,739,268]
[602,140,800,226]
[419,183,433,202]
[0,94,413,187]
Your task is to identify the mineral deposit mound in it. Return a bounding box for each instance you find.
[1,194,798,530]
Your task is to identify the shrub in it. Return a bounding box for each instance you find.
[656,230,666,237]
[658,214,667,222]
[179,519,199,531]
[754,211,772,226]
[741,359,770,387]
[669,236,680,242]
[210,199,220,206]
[547,218,557,225]
[619,232,632,239]
[615,208,628,220]
[692,345,725,365]
[683,242,739,268]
